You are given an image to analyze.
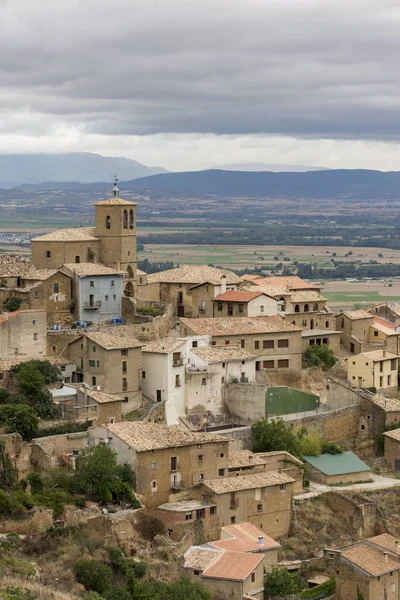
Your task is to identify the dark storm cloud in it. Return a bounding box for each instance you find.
[1,0,400,138]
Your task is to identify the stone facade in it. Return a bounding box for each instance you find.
[384,433,400,471]
[0,309,46,359]
[336,312,374,353]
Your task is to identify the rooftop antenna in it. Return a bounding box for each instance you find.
[112,175,119,198]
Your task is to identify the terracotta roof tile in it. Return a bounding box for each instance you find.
[191,347,256,364]
[341,310,373,320]
[32,227,97,242]
[360,350,399,361]
[383,428,400,441]
[78,386,123,404]
[147,265,240,285]
[184,548,220,570]
[342,543,400,576]
[62,263,123,276]
[181,316,301,336]
[210,523,280,553]
[143,338,186,354]
[83,331,142,351]
[105,422,229,452]
[257,276,320,290]
[94,197,137,206]
[214,290,274,302]
[368,534,400,555]
[203,471,294,494]
[202,550,264,580]
[290,291,327,303]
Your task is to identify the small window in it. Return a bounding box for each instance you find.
[199,473,204,481]
[151,480,157,489]
[193,570,200,576]
[151,461,156,469]
[211,341,216,346]
[240,339,245,348]
[92,346,96,352]
[257,503,262,512]
[278,339,289,348]
[251,572,256,583]
[231,516,236,524]
[0,373,3,380]
[374,330,378,337]
[106,215,111,229]
[96,361,100,367]
[175,374,181,387]
[122,377,127,390]
[33,333,38,340]
[113,295,116,300]
[218,303,223,311]
[111,280,115,287]
[75,255,80,263]
[90,280,94,287]
[201,378,206,386]
[238,304,244,313]
[221,376,225,383]
[222,362,226,368]
[60,365,65,371]
[263,340,274,349]
[198,454,203,463]
[192,340,198,348]
[260,305,264,313]
[121,349,128,356]
[105,295,109,301]
[170,456,177,471]
[278,359,289,368]
[210,506,216,516]
[123,397,129,403]
[53,283,59,294]
[122,361,127,373]
[220,453,224,458]
[185,511,192,521]
[80,343,83,350]
[46,250,51,258]
[263,360,274,369]
[91,377,96,386]
[254,341,259,350]
[89,360,95,367]
[142,371,146,379]
[280,484,286,491]
[225,340,230,345]
[218,468,225,476]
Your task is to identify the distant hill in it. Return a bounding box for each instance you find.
[0,153,167,188]
[212,162,330,172]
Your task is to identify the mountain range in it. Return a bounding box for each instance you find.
[212,162,330,172]
[0,153,167,188]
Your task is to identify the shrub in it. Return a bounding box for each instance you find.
[264,567,303,597]
[32,490,73,518]
[303,345,337,369]
[252,418,301,456]
[75,444,118,501]
[322,442,343,454]
[27,472,44,494]
[74,559,112,594]
[298,576,335,598]
[0,438,17,490]
[0,404,39,441]
[125,560,147,579]
[3,297,23,312]
[81,593,105,600]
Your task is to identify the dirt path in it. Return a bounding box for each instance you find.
[294,473,400,501]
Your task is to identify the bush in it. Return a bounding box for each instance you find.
[264,567,303,597]
[125,560,147,579]
[27,472,44,494]
[0,405,39,441]
[322,442,343,454]
[303,345,337,369]
[35,420,90,438]
[0,438,17,490]
[298,576,335,598]
[81,593,104,600]
[136,305,163,317]
[75,444,119,501]
[74,559,112,594]
[32,489,73,518]
[252,418,301,456]
[3,297,23,312]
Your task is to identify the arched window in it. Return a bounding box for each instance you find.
[313,303,319,311]
[279,297,286,312]
[106,215,111,230]
[304,304,309,312]
[129,209,134,229]
[123,210,128,229]
[127,266,133,279]
[294,304,300,313]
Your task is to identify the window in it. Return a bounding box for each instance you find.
[46,250,51,258]
[210,506,216,516]
[220,453,224,458]
[391,583,396,592]
[170,457,177,471]
[199,473,204,481]
[231,516,236,524]
[193,570,200,576]
[90,280,94,287]
[221,376,225,383]
[211,341,216,346]
[106,215,111,229]
[91,377,96,386]
[218,302,223,311]
[123,397,129,403]
[280,484,286,491]
[251,572,256,583]
[325,321,329,328]
[256,361,261,371]
[263,360,274,369]
[196,509,205,519]
[123,210,128,229]
[278,339,289,348]
[200,300,206,311]
[222,362,226,368]
[198,454,203,463]
[192,340,198,348]
[113,295,116,300]
[33,333,37,340]
[89,360,95,367]
[122,361,127,374]
[374,330,378,337]
[122,377,127,390]
[142,371,146,379]
[302,320,307,327]
[151,461,156,469]
[121,349,128,356]
[201,378,206,386]
[185,511,192,521]
[380,376,383,387]
[254,341,259,350]
[75,256,80,263]
[240,339,245,348]
[96,361,100,367]
[257,503,262,512]
[53,283,59,294]
[129,209,134,229]
[392,359,397,370]
[151,480,157,489]
[218,468,225,476]
[60,365,65,371]
[278,359,289,368]
[260,305,264,313]
[111,280,114,287]
[105,295,109,301]
[263,340,274,349]
[238,304,244,313]
[225,340,230,345]
[388,375,392,386]
[92,346,96,352]
[175,374,181,387]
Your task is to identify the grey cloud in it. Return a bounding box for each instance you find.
[1,0,400,138]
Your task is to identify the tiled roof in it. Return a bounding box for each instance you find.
[202,550,264,581]
[94,197,137,206]
[360,350,399,361]
[24,269,58,281]
[203,471,294,494]
[147,265,240,285]
[142,338,186,354]
[181,316,301,336]
[84,331,142,350]
[79,387,123,404]
[32,227,98,242]
[243,284,293,298]
[137,269,147,276]
[290,291,327,303]
[228,450,269,468]
[373,316,398,330]
[342,543,400,576]
[241,274,266,284]
[184,548,220,570]
[213,290,274,302]
[303,451,371,476]
[105,422,229,452]
[210,522,280,553]
[365,394,400,412]
[0,255,57,280]
[261,276,321,290]
[383,428,400,442]
[0,310,21,323]
[191,347,256,364]
[340,310,373,320]
[62,263,123,276]
[371,319,400,336]
[368,534,400,555]
[387,302,400,317]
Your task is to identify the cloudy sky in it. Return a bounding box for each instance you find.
[1,0,400,171]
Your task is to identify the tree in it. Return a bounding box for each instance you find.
[3,297,23,312]
[297,429,322,457]
[14,362,58,419]
[303,345,337,369]
[15,363,45,400]
[264,568,302,598]
[252,419,301,456]
[0,438,17,490]
[74,559,112,594]
[0,405,38,441]
[357,586,366,600]
[159,578,213,600]
[75,443,118,500]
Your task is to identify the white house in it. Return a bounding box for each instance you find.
[186,346,257,416]
[142,338,187,425]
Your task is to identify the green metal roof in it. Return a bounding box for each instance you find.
[302,451,371,476]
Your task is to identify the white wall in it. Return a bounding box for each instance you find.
[247,295,279,317]
[89,426,136,468]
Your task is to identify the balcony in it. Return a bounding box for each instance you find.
[173,358,184,367]
[198,306,206,313]
[84,300,102,309]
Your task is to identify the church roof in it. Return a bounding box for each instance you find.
[32,227,98,242]
[94,197,137,206]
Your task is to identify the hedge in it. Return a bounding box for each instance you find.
[298,577,335,599]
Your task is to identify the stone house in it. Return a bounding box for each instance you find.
[348,350,399,394]
[154,499,221,543]
[211,290,279,318]
[336,310,374,353]
[59,263,124,325]
[141,266,241,317]
[31,180,138,296]
[359,393,400,437]
[325,534,400,600]
[184,547,265,600]
[186,346,256,417]
[25,270,73,325]
[195,471,295,539]
[301,328,341,353]
[383,428,400,471]
[88,422,230,509]
[368,317,400,355]
[63,330,142,413]
[189,279,244,319]
[180,316,303,378]
[52,385,123,426]
[303,451,371,485]
[367,301,400,325]
[141,338,187,425]
[0,309,46,359]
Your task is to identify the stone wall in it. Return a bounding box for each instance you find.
[0,508,53,534]
[215,426,253,451]
[287,404,361,446]
[223,383,266,424]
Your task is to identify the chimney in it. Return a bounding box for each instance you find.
[383,350,386,358]
[220,275,227,295]
[258,536,265,548]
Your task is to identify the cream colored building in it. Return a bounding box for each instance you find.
[0,309,46,359]
[142,338,187,425]
[336,310,375,354]
[31,179,138,296]
[180,316,303,377]
[348,350,399,393]
[186,346,256,417]
[383,428,400,471]
[140,266,241,317]
[89,422,230,508]
[212,290,279,318]
[63,330,142,413]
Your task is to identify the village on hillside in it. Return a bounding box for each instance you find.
[2,184,400,600]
